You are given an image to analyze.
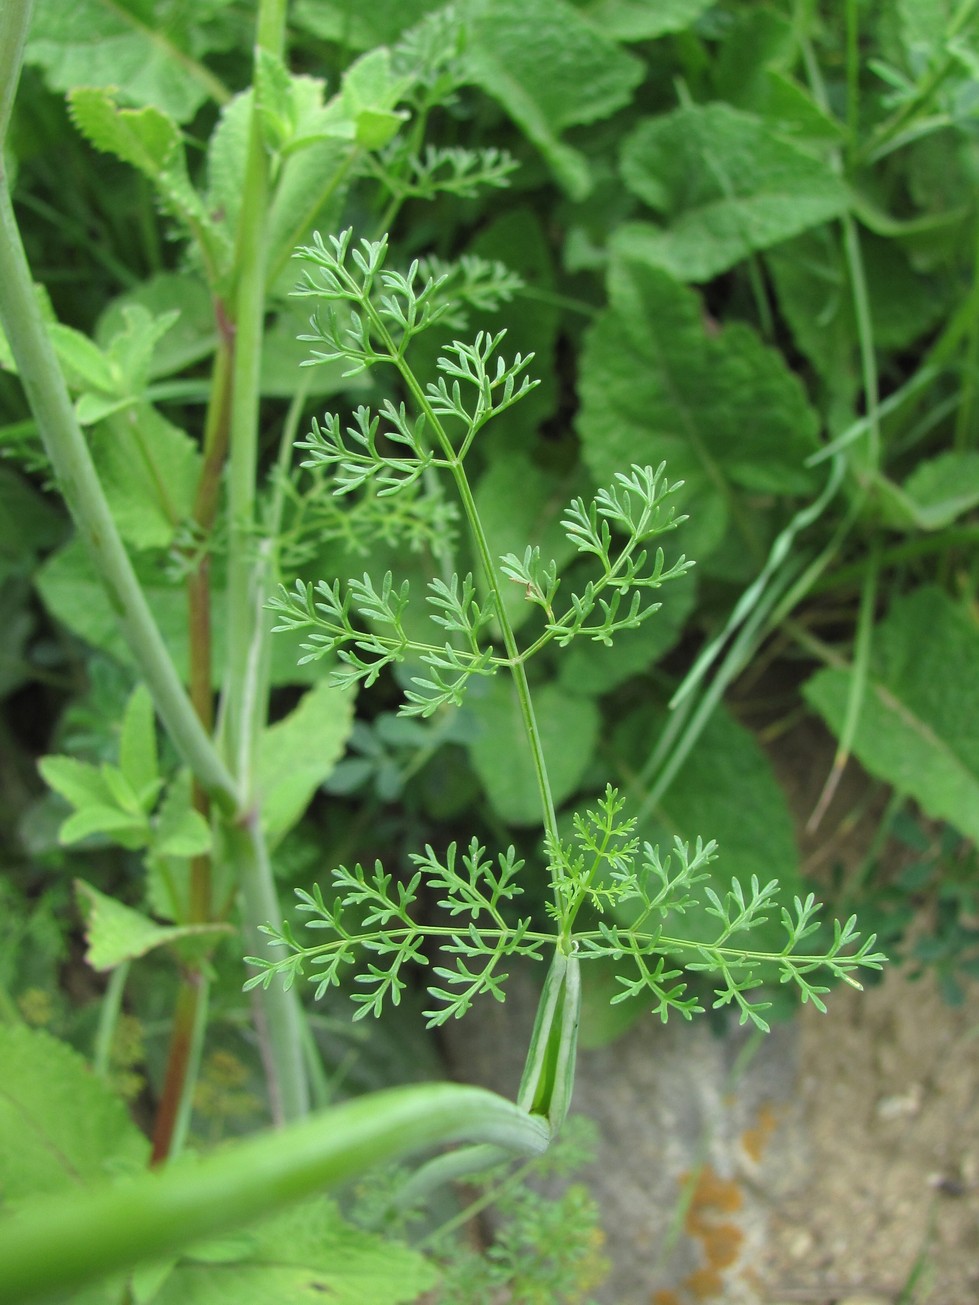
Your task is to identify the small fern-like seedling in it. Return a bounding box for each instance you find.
[253,230,886,1138]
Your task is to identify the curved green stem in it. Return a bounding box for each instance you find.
[0,1083,549,1304]
[0,188,238,810]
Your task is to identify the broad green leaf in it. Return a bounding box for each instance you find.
[340,49,409,149]
[47,324,117,395]
[91,404,201,550]
[38,755,116,811]
[101,762,146,816]
[257,680,357,846]
[574,0,712,40]
[153,790,212,859]
[710,10,844,142]
[97,274,216,381]
[254,48,303,152]
[578,251,819,562]
[68,90,183,175]
[804,586,979,843]
[877,451,979,531]
[105,306,182,394]
[119,685,160,799]
[266,136,353,289]
[465,678,600,826]
[205,90,253,251]
[292,0,436,48]
[68,87,225,272]
[151,1196,437,1305]
[26,0,232,122]
[898,0,957,68]
[75,880,227,971]
[464,0,643,198]
[146,776,204,922]
[0,1022,149,1204]
[60,803,148,849]
[619,103,849,281]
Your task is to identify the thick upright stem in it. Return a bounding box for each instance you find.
[217,1,310,1120]
[150,972,208,1163]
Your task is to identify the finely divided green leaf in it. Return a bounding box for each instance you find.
[619,104,849,281]
[557,569,696,694]
[466,679,599,826]
[119,686,159,798]
[0,1022,149,1204]
[578,252,819,561]
[804,586,979,842]
[464,0,643,198]
[616,704,800,951]
[75,880,228,971]
[90,404,202,550]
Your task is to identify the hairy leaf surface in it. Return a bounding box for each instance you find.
[578,252,819,561]
[151,1196,436,1305]
[619,103,849,281]
[0,1023,149,1204]
[258,680,357,847]
[27,0,233,121]
[464,0,643,198]
[804,586,979,842]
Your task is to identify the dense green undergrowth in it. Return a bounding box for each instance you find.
[0,0,976,1300]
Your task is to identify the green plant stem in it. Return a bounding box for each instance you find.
[806,535,880,832]
[92,962,130,1081]
[844,0,860,160]
[224,126,272,787]
[231,815,310,1123]
[215,0,310,1123]
[0,1083,550,1304]
[0,0,33,147]
[150,970,208,1164]
[842,212,880,477]
[954,220,979,451]
[0,190,238,812]
[385,334,559,849]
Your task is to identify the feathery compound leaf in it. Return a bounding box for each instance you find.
[247,837,550,1025]
[296,405,435,496]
